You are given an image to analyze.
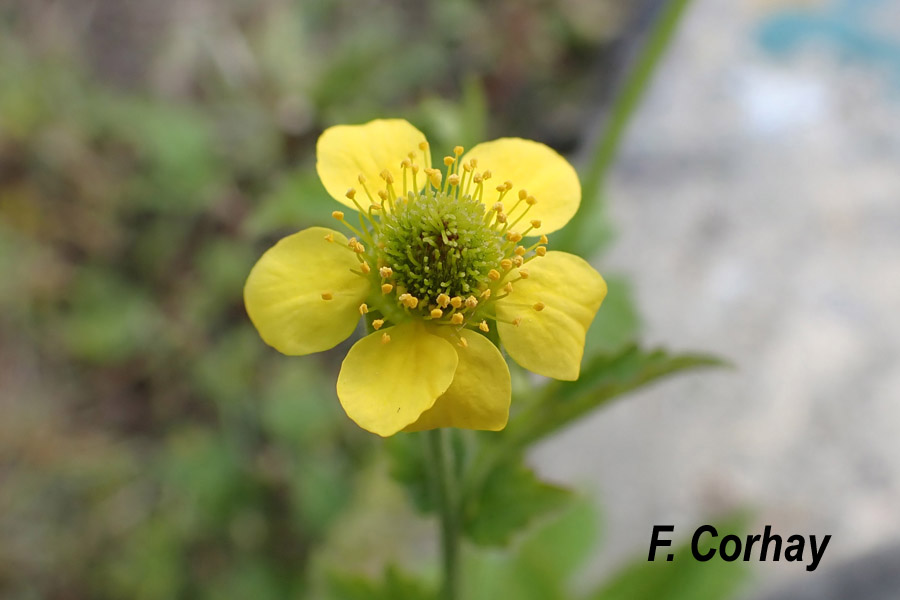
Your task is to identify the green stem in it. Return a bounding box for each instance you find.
[427,429,460,600]
[559,0,694,252]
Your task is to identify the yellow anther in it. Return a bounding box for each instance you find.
[408,152,416,160]
[437,293,451,308]
[518,189,527,200]
[530,219,541,229]
[536,246,547,256]
[479,320,489,332]
[401,158,411,168]
[379,266,393,278]
[448,174,460,186]
[518,268,529,279]
[346,188,356,200]
[377,190,388,201]
[504,180,513,190]
[353,242,365,253]
[371,203,382,211]
[347,237,357,247]
[360,262,371,274]
[482,170,492,180]
[429,170,442,187]
[321,292,333,300]
[430,308,443,319]
[506,231,523,243]
[324,233,334,243]
[451,313,464,325]
[470,158,478,167]
[488,269,500,281]
[500,258,513,270]
[496,212,507,224]
[359,303,369,315]
[496,185,506,192]
[540,234,549,244]
[373,319,384,330]
[332,210,344,220]
[453,145,464,156]
[473,173,483,184]
[443,156,455,166]
[492,202,504,212]
[405,295,420,309]
[458,337,469,348]
[462,162,473,172]
[358,174,367,184]
[504,282,514,293]
[381,283,393,294]
[411,164,419,174]
[513,255,524,267]
[380,170,394,184]
[512,317,522,327]
[526,195,537,205]
[382,332,391,344]
[450,296,463,309]
[480,288,492,299]
[465,296,478,309]
[514,245,526,256]
[419,141,429,151]
[533,302,545,311]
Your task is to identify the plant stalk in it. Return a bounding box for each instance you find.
[427,429,460,600]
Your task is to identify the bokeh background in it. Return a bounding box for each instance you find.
[2,0,899,598]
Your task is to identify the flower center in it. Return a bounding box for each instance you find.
[378,190,503,303]
[328,141,549,342]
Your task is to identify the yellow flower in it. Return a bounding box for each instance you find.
[245,119,607,437]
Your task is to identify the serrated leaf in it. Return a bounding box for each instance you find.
[502,345,730,450]
[463,462,571,547]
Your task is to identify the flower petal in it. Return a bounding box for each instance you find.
[316,119,428,210]
[461,138,580,234]
[405,329,511,432]
[496,251,607,380]
[244,227,369,355]
[336,321,458,437]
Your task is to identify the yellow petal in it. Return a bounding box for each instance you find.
[496,251,607,380]
[405,329,511,432]
[244,227,369,355]
[336,321,458,437]
[461,138,580,234]
[316,119,428,210]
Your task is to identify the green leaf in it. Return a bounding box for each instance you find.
[326,566,435,600]
[385,434,434,514]
[503,345,729,450]
[590,516,750,600]
[464,500,597,600]
[246,168,336,236]
[583,274,641,357]
[463,461,571,547]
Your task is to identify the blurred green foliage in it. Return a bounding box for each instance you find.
[0,1,744,599]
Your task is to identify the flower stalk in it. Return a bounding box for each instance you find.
[427,429,460,600]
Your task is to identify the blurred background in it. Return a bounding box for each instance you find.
[2,0,899,599]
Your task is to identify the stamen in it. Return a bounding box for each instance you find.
[458,337,468,348]
[518,268,529,279]
[488,269,500,281]
[379,266,393,278]
[430,308,443,319]
[373,319,385,330]
[437,293,451,308]
[332,211,344,220]
[321,292,333,300]
[465,296,478,309]
[360,262,371,274]
[324,233,334,243]
[382,332,391,344]
[479,321,489,332]
[359,303,369,315]
[533,302,545,311]
[535,246,547,256]
[451,313,464,325]
[382,283,393,294]
[504,282,514,293]
[450,296,463,309]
